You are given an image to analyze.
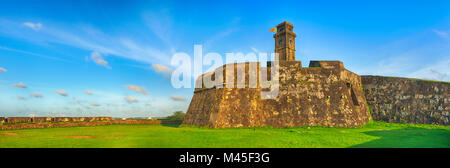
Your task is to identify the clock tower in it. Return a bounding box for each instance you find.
[274,21,296,61]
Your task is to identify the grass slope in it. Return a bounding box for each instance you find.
[0,121,448,148]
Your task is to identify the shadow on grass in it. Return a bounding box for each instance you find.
[160,123,182,128]
[157,119,183,128]
[351,127,450,148]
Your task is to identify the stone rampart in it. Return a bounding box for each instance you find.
[1,116,113,124]
[6,117,31,123]
[362,76,449,125]
[0,120,161,130]
[31,117,53,123]
[183,61,370,128]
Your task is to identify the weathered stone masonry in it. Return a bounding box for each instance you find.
[183,21,371,128]
[183,21,449,128]
[183,61,370,128]
[0,117,112,124]
[362,76,449,125]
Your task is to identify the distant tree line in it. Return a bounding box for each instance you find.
[165,111,185,120]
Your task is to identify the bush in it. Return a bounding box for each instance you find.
[165,111,186,120]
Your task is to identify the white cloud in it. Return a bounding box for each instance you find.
[84,90,94,95]
[152,64,174,80]
[0,16,240,70]
[95,59,108,66]
[30,93,43,98]
[0,18,173,68]
[35,20,169,64]
[432,29,448,39]
[90,51,111,69]
[90,102,101,106]
[13,83,27,88]
[373,56,415,76]
[23,22,42,31]
[124,96,138,103]
[407,59,450,81]
[152,64,173,73]
[203,28,238,51]
[55,90,68,96]
[170,95,186,101]
[251,47,260,53]
[119,39,171,64]
[0,67,6,72]
[0,46,71,62]
[144,10,174,48]
[202,18,240,51]
[352,29,450,82]
[127,85,148,94]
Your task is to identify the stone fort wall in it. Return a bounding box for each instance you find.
[1,117,112,124]
[362,76,449,125]
[183,61,370,128]
[0,119,163,130]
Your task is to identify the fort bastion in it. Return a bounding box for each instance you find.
[183,21,371,128]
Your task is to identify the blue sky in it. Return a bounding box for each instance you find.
[0,0,449,117]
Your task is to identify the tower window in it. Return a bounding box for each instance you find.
[290,39,293,45]
[278,39,282,45]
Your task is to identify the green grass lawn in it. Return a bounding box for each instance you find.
[0,121,449,148]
